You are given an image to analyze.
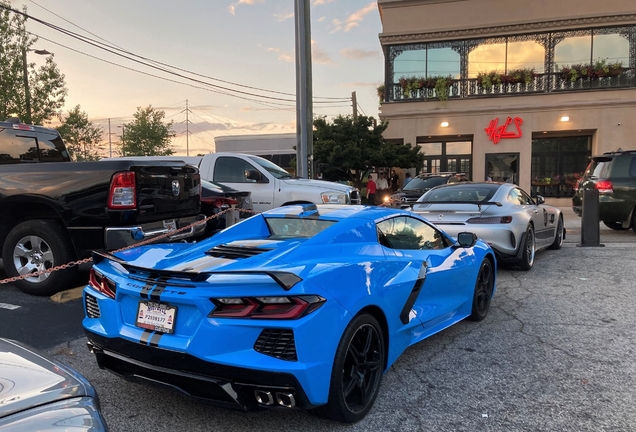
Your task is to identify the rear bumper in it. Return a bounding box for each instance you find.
[104,214,206,249]
[85,331,312,411]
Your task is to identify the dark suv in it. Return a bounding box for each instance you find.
[388,172,469,208]
[572,150,636,232]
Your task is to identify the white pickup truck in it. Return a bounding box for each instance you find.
[107,153,361,213]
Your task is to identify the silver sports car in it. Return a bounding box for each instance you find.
[411,182,565,270]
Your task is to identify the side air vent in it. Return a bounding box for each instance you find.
[85,294,101,318]
[254,329,297,361]
[206,245,272,259]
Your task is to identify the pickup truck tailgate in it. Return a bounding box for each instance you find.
[130,162,201,223]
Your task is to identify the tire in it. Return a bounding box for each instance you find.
[468,258,494,322]
[603,220,627,231]
[314,314,385,423]
[516,224,535,271]
[2,220,77,296]
[549,217,564,250]
[632,211,636,234]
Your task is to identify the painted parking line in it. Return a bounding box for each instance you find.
[0,302,21,310]
[50,286,85,304]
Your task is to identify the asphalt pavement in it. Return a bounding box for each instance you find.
[2,202,636,431]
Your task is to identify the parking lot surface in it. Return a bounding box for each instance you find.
[47,239,635,431]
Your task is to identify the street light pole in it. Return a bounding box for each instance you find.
[21,47,51,124]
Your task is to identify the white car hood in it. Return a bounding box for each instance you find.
[281,178,353,192]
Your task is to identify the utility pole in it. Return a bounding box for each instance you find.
[294,0,313,179]
[21,47,31,124]
[108,118,113,158]
[185,99,190,156]
[352,91,358,124]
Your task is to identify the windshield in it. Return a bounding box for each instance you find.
[248,155,292,179]
[419,184,500,203]
[266,217,336,238]
[403,176,449,191]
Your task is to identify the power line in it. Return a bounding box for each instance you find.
[24,1,350,103]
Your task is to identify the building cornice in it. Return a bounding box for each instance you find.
[379,14,636,44]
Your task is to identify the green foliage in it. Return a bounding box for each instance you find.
[55,105,104,161]
[313,115,424,191]
[376,83,385,104]
[560,59,623,82]
[0,1,67,124]
[120,105,175,156]
[398,75,453,101]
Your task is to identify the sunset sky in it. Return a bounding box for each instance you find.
[13,0,383,155]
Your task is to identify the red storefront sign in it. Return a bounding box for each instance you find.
[485,117,523,144]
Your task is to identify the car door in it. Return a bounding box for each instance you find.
[377,215,475,335]
[518,188,553,247]
[212,156,274,213]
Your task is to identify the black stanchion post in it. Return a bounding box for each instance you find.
[578,188,604,247]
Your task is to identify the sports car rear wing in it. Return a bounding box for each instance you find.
[91,250,302,291]
[415,201,503,211]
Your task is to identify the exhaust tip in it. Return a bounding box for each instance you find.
[275,392,296,408]
[254,390,274,406]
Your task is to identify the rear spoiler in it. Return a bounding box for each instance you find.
[91,250,302,291]
[417,200,503,211]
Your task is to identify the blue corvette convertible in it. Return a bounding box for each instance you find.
[83,204,496,423]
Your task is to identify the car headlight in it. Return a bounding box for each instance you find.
[0,397,108,431]
[321,191,347,204]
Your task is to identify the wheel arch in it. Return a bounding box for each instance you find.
[0,200,65,251]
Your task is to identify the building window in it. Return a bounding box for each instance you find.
[485,153,519,184]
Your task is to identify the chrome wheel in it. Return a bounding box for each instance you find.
[342,323,383,413]
[12,235,54,283]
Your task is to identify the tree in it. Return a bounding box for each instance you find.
[120,105,175,156]
[0,1,67,124]
[313,115,424,191]
[56,105,104,161]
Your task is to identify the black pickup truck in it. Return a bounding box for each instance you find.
[0,118,205,295]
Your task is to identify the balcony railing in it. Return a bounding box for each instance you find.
[387,69,636,102]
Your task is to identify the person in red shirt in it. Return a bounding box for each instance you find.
[366,176,377,205]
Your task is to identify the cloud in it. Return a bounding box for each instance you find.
[266,42,334,65]
[344,2,376,32]
[312,40,334,65]
[317,16,326,22]
[313,0,337,5]
[330,18,343,34]
[273,12,294,22]
[228,0,263,15]
[338,81,379,88]
[340,47,380,60]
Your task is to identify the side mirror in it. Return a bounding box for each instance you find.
[246,169,264,182]
[536,195,545,205]
[456,232,477,248]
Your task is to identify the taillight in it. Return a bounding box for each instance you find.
[108,172,136,209]
[88,268,116,299]
[201,197,239,209]
[595,180,613,194]
[209,295,325,319]
[466,216,513,224]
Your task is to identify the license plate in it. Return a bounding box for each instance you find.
[136,301,177,334]
[163,219,177,231]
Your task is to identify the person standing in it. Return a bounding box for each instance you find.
[376,172,389,205]
[404,172,412,186]
[390,170,400,192]
[366,176,376,205]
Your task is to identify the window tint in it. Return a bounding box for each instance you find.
[213,157,259,183]
[404,176,448,191]
[519,189,535,205]
[37,134,68,162]
[419,184,499,202]
[508,188,534,205]
[377,216,448,250]
[0,130,38,163]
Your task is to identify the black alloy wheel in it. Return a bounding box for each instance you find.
[468,258,494,321]
[314,314,385,423]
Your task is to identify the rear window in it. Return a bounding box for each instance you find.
[585,158,612,179]
[403,176,449,191]
[418,184,500,203]
[266,217,336,238]
[629,157,636,177]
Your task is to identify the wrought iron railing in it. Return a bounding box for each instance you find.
[387,69,636,102]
